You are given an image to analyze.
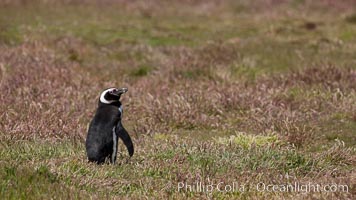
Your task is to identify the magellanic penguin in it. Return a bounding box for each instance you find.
[86,87,134,164]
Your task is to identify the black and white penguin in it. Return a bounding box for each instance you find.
[86,87,134,164]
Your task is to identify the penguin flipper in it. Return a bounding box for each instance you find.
[116,124,134,157]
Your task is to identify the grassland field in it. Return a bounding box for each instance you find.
[0,0,355,199]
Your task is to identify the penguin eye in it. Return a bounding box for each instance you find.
[109,89,116,95]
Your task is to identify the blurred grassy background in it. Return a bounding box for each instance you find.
[0,0,355,199]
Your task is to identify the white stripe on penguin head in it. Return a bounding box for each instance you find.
[100,88,117,104]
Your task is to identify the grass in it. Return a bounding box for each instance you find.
[0,135,353,199]
[0,0,355,199]
[0,165,86,199]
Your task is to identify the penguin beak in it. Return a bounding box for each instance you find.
[112,87,128,96]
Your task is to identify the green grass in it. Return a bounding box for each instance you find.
[0,26,23,45]
[0,165,83,199]
[1,135,353,199]
[130,65,154,77]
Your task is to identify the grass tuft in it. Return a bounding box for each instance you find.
[214,132,280,149]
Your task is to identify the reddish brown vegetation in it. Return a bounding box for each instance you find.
[1,41,354,151]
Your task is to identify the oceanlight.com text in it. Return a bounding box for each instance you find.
[177,181,349,194]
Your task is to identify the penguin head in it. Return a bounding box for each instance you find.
[99,87,128,105]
